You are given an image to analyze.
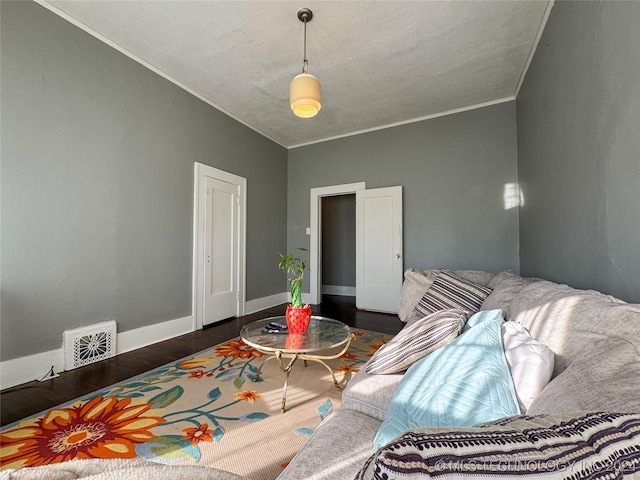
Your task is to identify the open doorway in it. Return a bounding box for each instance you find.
[309,183,365,305]
[309,183,403,313]
[321,195,356,297]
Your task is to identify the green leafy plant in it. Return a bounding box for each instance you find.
[278,247,308,308]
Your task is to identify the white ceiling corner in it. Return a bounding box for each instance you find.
[38,0,552,149]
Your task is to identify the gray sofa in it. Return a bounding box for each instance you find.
[277,269,640,480]
[8,270,637,479]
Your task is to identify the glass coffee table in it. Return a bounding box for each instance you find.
[240,316,354,413]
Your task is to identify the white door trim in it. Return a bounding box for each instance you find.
[193,163,247,330]
[309,182,366,305]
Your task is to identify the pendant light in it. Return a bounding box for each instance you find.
[290,8,321,118]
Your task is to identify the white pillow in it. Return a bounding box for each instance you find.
[502,321,554,413]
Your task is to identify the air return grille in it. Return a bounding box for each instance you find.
[63,321,117,370]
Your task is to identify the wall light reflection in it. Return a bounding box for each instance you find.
[504,183,524,210]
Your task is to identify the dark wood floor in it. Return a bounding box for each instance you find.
[0,295,403,427]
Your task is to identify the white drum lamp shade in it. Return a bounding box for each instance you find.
[290,8,321,118]
[290,73,322,118]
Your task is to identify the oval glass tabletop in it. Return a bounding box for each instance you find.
[240,316,351,353]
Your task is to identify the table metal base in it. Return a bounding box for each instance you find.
[252,333,355,413]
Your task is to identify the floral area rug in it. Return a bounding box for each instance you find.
[0,329,389,480]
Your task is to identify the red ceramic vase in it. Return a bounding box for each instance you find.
[285,305,311,334]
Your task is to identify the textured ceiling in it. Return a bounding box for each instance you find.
[40,0,552,148]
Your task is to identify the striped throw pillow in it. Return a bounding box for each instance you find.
[366,309,469,375]
[356,412,640,479]
[414,270,492,317]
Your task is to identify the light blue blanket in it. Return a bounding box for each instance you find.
[374,309,520,450]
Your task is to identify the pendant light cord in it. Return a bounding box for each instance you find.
[302,18,308,74]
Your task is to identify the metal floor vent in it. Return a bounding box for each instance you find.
[64,321,117,370]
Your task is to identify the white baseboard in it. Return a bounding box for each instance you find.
[322,285,356,297]
[245,292,319,311]
[1,290,304,390]
[0,349,66,392]
[117,315,194,355]
[0,315,194,391]
[245,292,288,315]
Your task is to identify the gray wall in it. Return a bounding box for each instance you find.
[288,102,520,292]
[0,1,287,361]
[322,195,356,288]
[517,1,640,303]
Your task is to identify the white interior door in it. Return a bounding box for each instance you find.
[203,176,239,325]
[356,186,403,313]
[193,163,246,330]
